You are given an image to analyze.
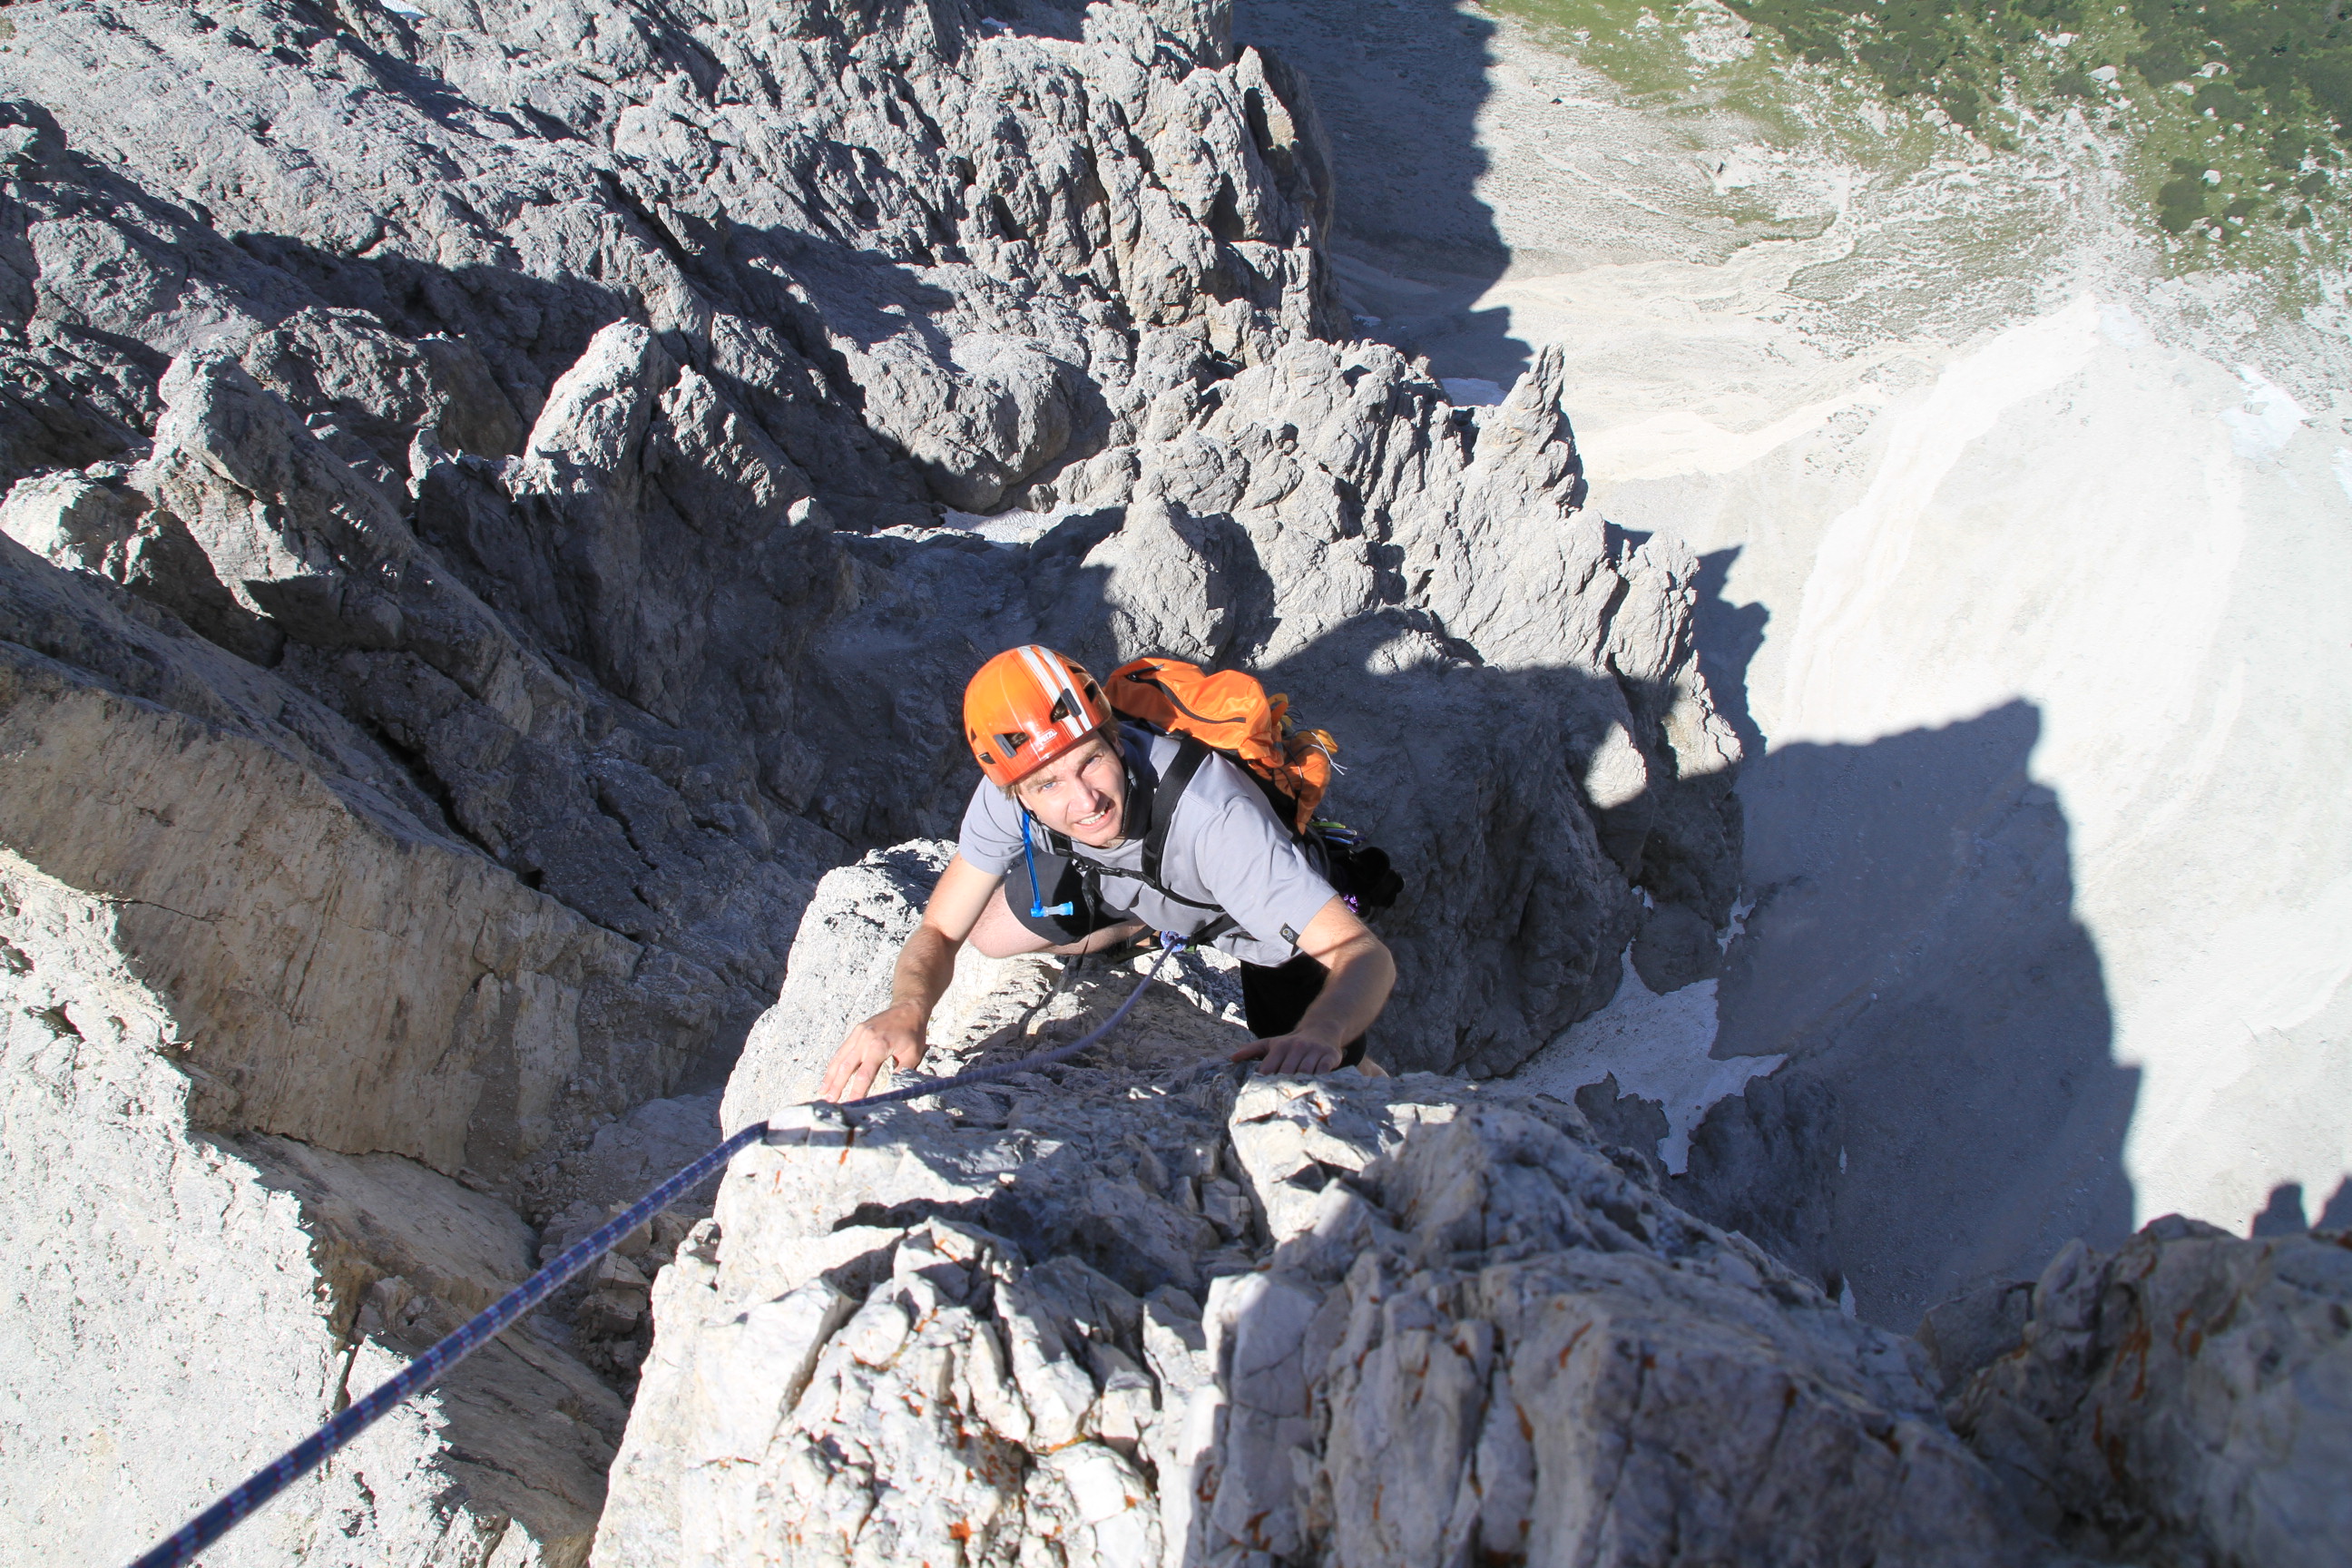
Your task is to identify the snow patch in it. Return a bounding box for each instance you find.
[1441,377,1508,407]
[2220,367,2307,458]
[1718,894,1756,953]
[1508,949,1785,1175]
[940,507,1068,546]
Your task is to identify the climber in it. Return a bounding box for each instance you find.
[818,645,1396,1102]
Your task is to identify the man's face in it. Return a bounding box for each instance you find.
[1014,734,1127,848]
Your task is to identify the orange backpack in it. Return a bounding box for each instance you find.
[1102,657,1337,833]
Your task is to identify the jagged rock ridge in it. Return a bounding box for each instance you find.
[603,853,2002,1565]
[606,848,2352,1568]
[0,0,1740,1561]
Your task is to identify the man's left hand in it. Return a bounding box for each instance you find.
[1231,1032,1344,1075]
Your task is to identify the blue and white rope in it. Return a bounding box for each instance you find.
[126,942,1182,1568]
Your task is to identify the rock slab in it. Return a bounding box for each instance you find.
[1948,1217,2352,1568]
[595,847,2047,1566]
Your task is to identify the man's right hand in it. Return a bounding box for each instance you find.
[820,1003,928,1102]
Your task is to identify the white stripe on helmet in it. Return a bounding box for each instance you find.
[1012,643,1060,740]
[1014,643,1093,745]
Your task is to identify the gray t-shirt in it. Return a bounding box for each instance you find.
[956,726,1337,967]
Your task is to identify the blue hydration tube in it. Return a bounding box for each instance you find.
[1021,811,1074,918]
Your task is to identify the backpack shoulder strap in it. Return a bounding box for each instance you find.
[1055,736,1242,928]
[1142,735,1211,890]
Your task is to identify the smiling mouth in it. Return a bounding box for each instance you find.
[1073,806,1112,829]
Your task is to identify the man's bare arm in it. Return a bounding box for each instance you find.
[1231,897,1396,1075]
[818,855,1002,1102]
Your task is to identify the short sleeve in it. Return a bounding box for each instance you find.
[1190,795,1340,953]
[956,780,1026,877]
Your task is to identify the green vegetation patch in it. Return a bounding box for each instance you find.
[1485,0,2352,275]
[1730,0,2352,154]
[1725,0,2352,235]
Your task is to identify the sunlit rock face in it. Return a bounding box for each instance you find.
[1,1,2343,1562]
[596,852,2044,1568]
[0,0,1739,1561]
[1936,1218,2352,1568]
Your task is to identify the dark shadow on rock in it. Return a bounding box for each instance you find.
[2319,1179,2352,1232]
[1916,1275,2036,1398]
[2251,1182,2310,1237]
[1238,0,1529,385]
[824,1061,1249,1299]
[1692,546,1769,761]
[1632,901,1722,994]
[1671,1069,1845,1298]
[1575,1073,1671,1177]
[1677,701,2137,1329]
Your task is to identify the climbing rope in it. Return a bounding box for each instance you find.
[126,940,1186,1568]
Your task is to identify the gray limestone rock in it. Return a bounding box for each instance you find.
[1947,1220,2352,1566]
[137,351,420,651]
[0,471,730,1561]
[1573,1070,1672,1167]
[0,544,664,1175]
[0,1,1747,1560]
[0,849,621,1567]
[1299,1095,2033,1568]
[1632,897,1723,994]
[236,305,524,477]
[1919,1277,2039,1399]
[598,855,2053,1565]
[0,468,142,566]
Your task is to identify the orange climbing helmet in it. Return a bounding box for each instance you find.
[964,645,1115,787]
